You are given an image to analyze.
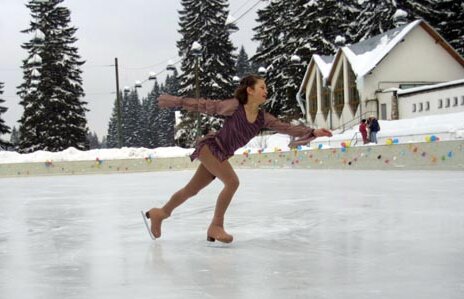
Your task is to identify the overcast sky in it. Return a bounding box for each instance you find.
[0,0,263,139]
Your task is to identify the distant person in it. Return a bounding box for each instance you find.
[368,115,380,144]
[142,75,332,243]
[359,119,368,144]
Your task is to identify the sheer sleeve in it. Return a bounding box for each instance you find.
[158,94,239,116]
[264,112,315,147]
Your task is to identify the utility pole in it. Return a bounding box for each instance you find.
[194,56,201,138]
[114,57,123,147]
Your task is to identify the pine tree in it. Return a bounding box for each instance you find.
[106,92,123,148]
[10,126,20,151]
[236,46,252,78]
[176,0,237,147]
[87,131,100,149]
[428,0,464,56]
[122,90,142,147]
[145,80,162,148]
[17,0,88,153]
[0,82,11,148]
[158,73,178,147]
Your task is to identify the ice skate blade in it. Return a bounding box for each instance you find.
[140,210,156,241]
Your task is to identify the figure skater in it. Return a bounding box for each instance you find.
[143,75,332,243]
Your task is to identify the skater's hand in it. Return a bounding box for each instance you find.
[313,128,332,138]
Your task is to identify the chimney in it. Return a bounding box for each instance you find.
[393,9,408,27]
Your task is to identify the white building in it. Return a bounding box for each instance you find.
[298,19,464,130]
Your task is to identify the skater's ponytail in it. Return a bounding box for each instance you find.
[234,74,264,105]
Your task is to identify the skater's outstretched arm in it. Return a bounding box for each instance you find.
[264,113,332,147]
[158,94,239,116]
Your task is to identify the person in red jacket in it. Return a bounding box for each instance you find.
[143,75,332,243]
[359,119,368,144]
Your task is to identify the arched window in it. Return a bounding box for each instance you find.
[321,86,330,120]
[333,70,344,117]
[308,78,318,122]
[348,67,359,115]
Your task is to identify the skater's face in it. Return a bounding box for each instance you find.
[247,79,267,105]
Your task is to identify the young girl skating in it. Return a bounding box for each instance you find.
[143,75,332,243]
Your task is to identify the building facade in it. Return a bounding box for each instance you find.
[298,20,464,131]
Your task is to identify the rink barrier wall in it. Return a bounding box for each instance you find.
[0,140,463,178]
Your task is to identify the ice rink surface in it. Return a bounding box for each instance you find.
[1,169,463,299]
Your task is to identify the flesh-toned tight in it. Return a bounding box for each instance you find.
[158,145,239,235]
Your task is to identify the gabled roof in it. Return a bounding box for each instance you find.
[325,19,464,84]
[299,54,334,93]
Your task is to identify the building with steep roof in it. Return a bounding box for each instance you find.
[298,19,464,130]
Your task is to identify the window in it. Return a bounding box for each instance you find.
[308,79,318,122]
[334,70,344,117]
[412,104,416,112]
[461,96,464,106]
[453,97,458,107]
[419,103,423,112]
[321,86,330,120]
[438,99,443,109]
[425,101,430,111]
[348,67,359,115]
[445,98,450,108]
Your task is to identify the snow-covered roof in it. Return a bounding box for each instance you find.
[340,20,420,78]
[313,55,334,79]
[397,78,464,96]
[327,19,464,81]
[298,55,334,94]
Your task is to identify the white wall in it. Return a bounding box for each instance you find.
[363,25,464,101]
[399,84,464,119]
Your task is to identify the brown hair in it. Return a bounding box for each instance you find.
[234,74,264,105]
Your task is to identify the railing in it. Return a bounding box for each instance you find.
[332,111,375,133]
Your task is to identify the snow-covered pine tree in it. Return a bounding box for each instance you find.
[0,82,11,148]
[106,91,123,148]
[122,89,142,147]
[10,127,20,151]
[235,46,252,78]
[429,0,464,56]
[86,131,100,149]
[145,80,162,148]
[176,0,237,147]
[252,0,295,118]
[349,0,462,54]
[17,0,88,153]
[158,72,178,147]
[252,0,351,120]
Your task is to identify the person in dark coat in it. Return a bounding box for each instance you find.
[368,115,380,144]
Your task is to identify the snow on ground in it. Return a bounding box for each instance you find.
[1,111,463,164]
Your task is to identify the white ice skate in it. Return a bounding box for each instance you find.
[140,210,156,240]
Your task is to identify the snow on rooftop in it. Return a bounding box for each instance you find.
[397,78,464,95]
[312,55,334,79]
[343,20,421,77]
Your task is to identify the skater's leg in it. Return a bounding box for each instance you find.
[162,163,216,215]
[198,146,239,243]
[148,163,216,238]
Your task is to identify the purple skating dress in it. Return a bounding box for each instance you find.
[158,95,316,162]
[190,104,264,162]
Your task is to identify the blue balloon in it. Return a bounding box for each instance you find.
[431,135,437,142]
[341,147,347,153]
[393,138,399,144]
[318,144,323,149]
